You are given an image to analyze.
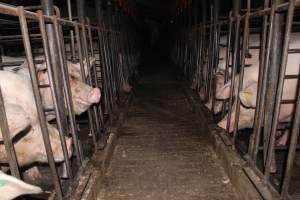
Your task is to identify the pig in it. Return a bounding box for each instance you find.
[0,170,42,200]
[0,124,72,166]
[217,32,300,132]
[0,71,72,166]
[3,56,101,120]
[122,83,132,93]
[0,104,31,141]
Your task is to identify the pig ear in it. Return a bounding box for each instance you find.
[21,58,46,71]
[0,171,42,199]
[0,104,31,141]
[83,57,96,76]
[239,82,258,108]
[215,82,231,100]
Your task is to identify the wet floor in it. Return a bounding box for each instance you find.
[97,63,239,200]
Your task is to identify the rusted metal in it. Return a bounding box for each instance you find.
[0,88,20,178]
[17,6,63,199]
[37,10,73,180]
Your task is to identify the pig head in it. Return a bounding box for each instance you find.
[37,70,101,117]
[0,124,72,166]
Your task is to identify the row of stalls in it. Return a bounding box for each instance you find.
[171,0,300,199]
[0,0,140,199]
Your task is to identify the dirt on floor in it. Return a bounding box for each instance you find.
[96,63,239,200]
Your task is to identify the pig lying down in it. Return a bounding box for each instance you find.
[0,171,42,200]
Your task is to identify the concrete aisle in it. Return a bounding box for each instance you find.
[97,64,239,200]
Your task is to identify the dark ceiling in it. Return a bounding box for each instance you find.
[134,0,178,22]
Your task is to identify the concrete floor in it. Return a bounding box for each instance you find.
[97,63,239,200]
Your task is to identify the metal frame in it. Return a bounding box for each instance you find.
[0,1,139,199]
[173,0,300,198]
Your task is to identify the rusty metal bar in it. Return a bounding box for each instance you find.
[232,6,250,147]
[0,88,20,178]
[37,10,73,180]
[74,23,97,148]
[226,15,240,133]
[17,6,63,199]
[52,13,83,165]
[265,0,295,181]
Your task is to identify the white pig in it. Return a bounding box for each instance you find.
[0,171,42,200]
[3,56,101,120]
[0,71,72,166]
[217,32,300,132]
[0,104,31,141]
[0,124,72,166]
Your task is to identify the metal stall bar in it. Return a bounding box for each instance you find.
[232,0,251,147]
[86,20,105,132]
[225,16,240,134]
[81,23,102,144]
[264,0,295,180]
[281,60,300,197]
[249,0,271,161]
[51,11,83,164]
[66,0,76,60]
[17,6,63,199]
[221,14,233,117]
[0,88,20,178]
[37,10,73,180]
[74,23,97,148]
[95,0,112,123]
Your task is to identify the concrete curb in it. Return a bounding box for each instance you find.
[67,93,133,200]
[183,86,263,200]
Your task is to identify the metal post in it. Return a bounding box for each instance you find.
[18,6,63,199]
[37,10,73,179]
[263,0,284,178]
[0,89,20,178]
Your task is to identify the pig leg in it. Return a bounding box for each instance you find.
[0,170,42,200]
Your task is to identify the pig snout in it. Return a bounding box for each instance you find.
[52,136,73,162]
[217,117,234,133]
[87,88,101,104]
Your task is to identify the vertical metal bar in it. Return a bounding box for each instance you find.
[221,14,233,117]
[87,23,104,129]
[250,0,273,163]
[52,13,83,165]
[81,24,101,143]
[67,0,76,61]
[263,0,284,173]
[17,6,63,199]
[0,88,20,178]
[281,64,299,196]
[233,4,250,147]
[226,16,240,133]
[37,11,73,179]
[76,0,85,22]
[265,0,294,180]
[280,1,296,195]
[74,24,97,148]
